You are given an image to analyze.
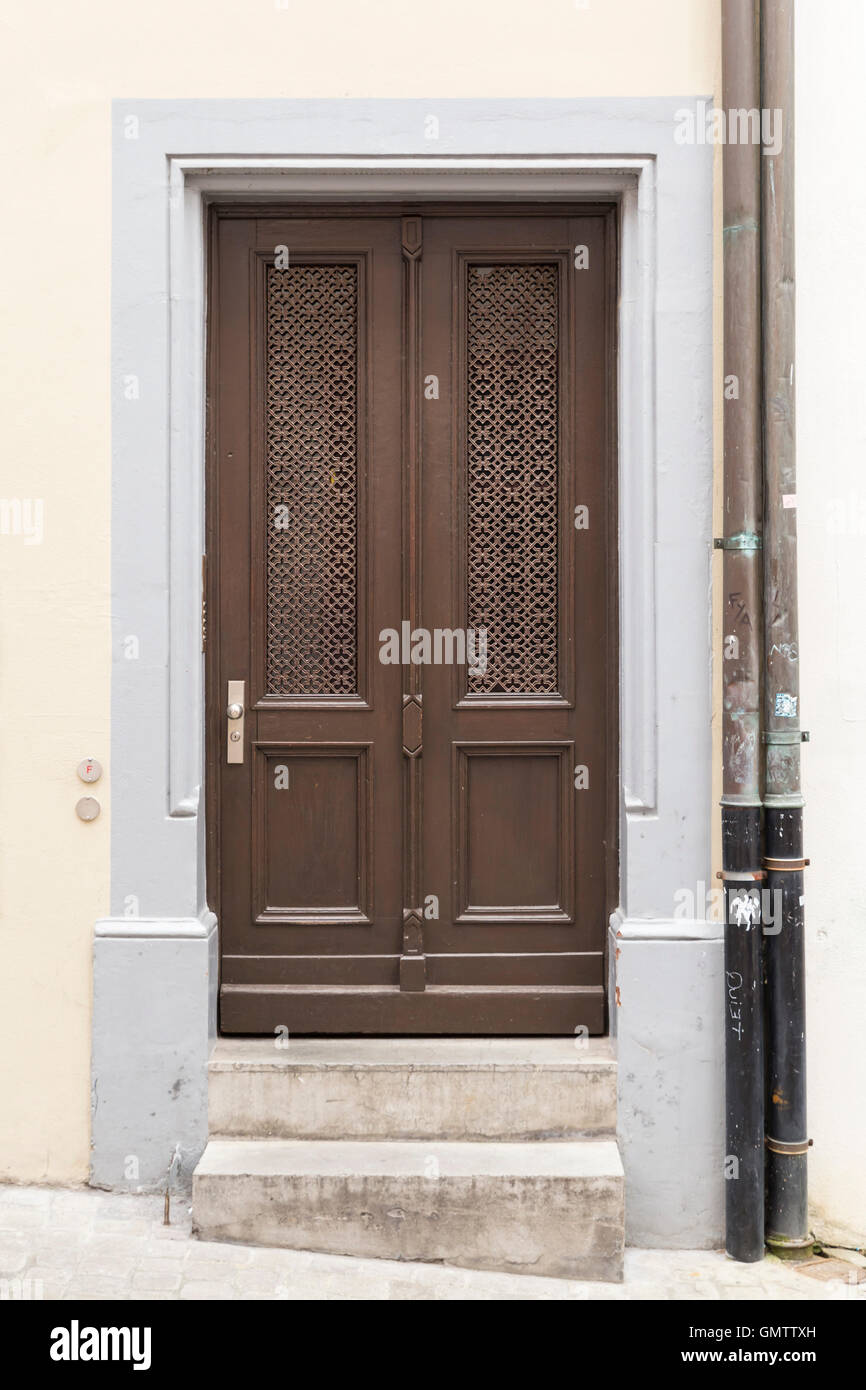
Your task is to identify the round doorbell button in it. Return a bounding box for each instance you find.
[75,797,101,822]
[77,758,103,784]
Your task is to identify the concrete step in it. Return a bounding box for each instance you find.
[207,1037,616,1141]
[192,1137,625,1281]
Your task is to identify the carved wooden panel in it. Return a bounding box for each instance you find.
[465,263,560,696]
[453,742,574,925]
[253,742,372,926]
[265,263,359,695]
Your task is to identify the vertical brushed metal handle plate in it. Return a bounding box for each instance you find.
[227,680,245,764]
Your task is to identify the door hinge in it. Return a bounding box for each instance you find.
[201,555,207,652]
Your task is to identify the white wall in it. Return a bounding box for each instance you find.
[797,0,866,1247]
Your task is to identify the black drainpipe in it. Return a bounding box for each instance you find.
[721,0,765,1264]
[760,0,810,1255]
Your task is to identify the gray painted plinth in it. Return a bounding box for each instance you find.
[610,922,725,1247]
[91,919,216,1192]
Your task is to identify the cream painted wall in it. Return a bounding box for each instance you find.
[796,0,866,1248]
[0,0,721,1186]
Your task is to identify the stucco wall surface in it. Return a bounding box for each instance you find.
[0,0,721,1190]
[3,0,859,1256]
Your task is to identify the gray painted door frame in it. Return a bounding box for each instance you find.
[97,98,717,1247]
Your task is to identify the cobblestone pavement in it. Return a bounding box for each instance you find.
[0,1184,863,1301]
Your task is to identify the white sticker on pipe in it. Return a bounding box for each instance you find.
[783,494,797,508]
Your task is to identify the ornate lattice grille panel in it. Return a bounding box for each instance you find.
[265,263,359,696]
[465,263,559,695]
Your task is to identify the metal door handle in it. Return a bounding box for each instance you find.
[226,680,245,763]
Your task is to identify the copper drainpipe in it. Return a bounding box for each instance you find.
[720,0,765,1263]
[760,0,810,1256]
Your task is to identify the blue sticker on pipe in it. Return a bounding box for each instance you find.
[774,692,798,718]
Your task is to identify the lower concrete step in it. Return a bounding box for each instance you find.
[207,1037,617,1140]
[193,1137,624,1281]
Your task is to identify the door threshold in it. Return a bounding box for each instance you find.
[220,983,605,1035]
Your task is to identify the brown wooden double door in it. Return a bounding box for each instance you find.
[208,206,616,1034]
